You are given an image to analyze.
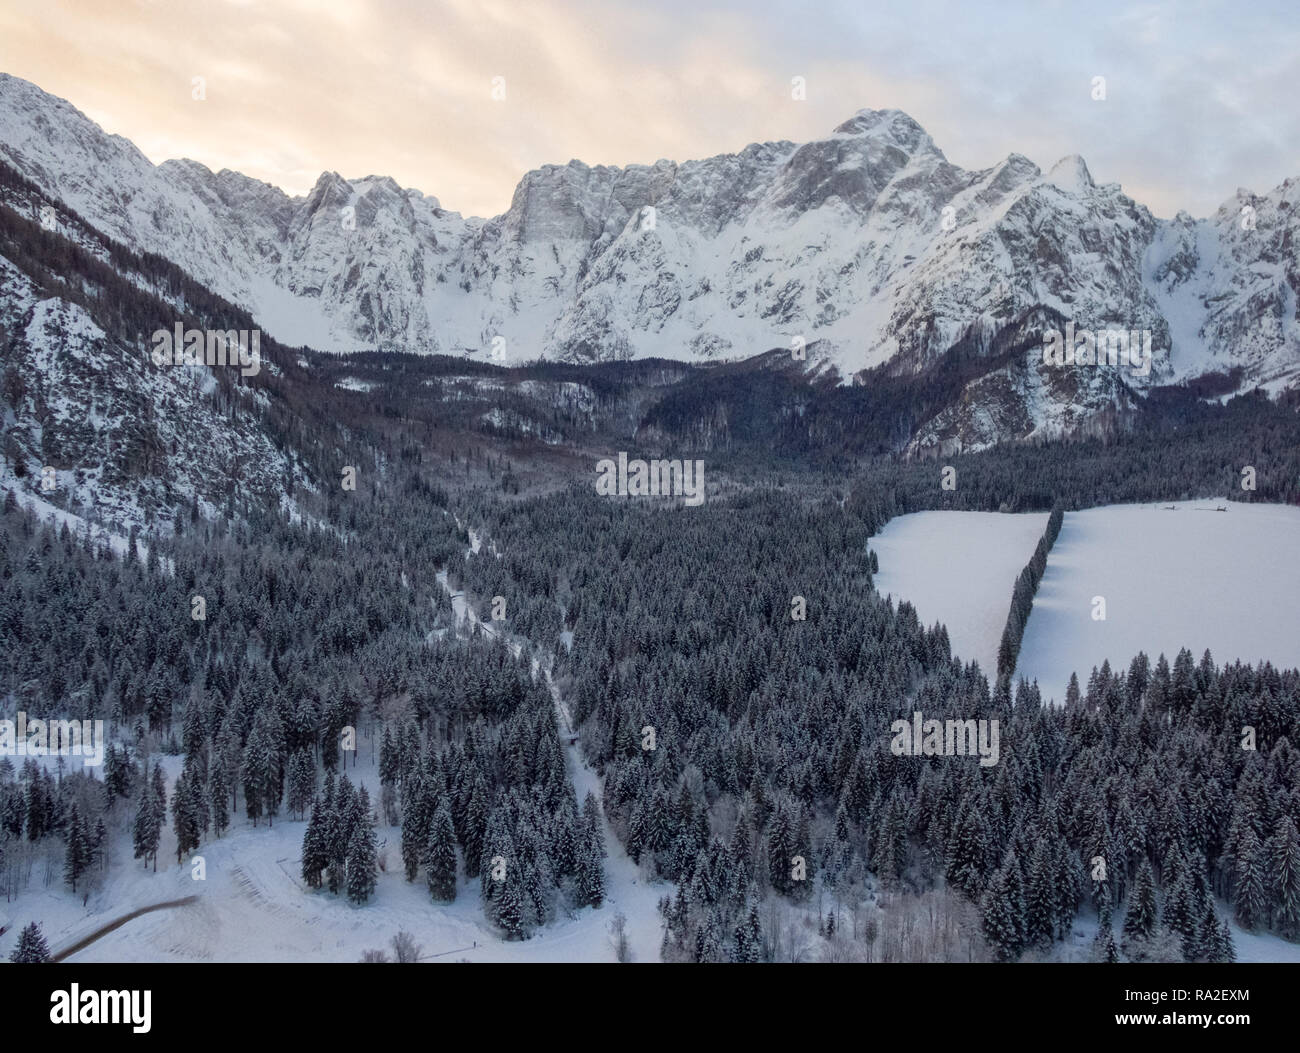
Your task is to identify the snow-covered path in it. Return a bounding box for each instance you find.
[52,896,198,961]
[436,533,669,962]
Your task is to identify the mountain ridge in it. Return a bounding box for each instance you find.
[1,71,1297,457]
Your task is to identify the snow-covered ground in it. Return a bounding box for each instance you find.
[334,377,377,393]
[1,528,668,964]
[1016,499,1300,702]
[1,705,665,963]
[0,747,648,963]
[871,509,1049,675]
[870,500,1300,701]
[1056,904,1300,963]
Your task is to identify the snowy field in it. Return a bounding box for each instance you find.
[1016,499,1300,703]
[0,542,667,965]
[870,510,1049,675]
[0,747,662,964]
[0,711,666,965]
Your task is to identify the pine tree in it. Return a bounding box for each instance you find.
[1123,858,1158,942]
[766,801,795,896]
[1194,900,1221,962]
[551,803,578,878]
[424,797,458,902]
[1233,827,1268,930]
[981,861,1025,962]
[150,758,166,814]
[242,718,280,827]
[1267,816,1300,938]
[730,808,754,882]
[744,898,764,961]
[171,771,201,863]
[93,816,107,873]
[379,724,401,787]
[286,749,316,821]
[346,817,377,904]
[8,921,50,963]
[577,826,605,908]
[495,865,528,940]
[582,791,605,857]
[326,780,349,894]
[695,910,727,963]
[945,798,989,900]
[301,794,327,888]
[133,764,160,871]
[63,802,89,892]
[400,771,430,882]
[461,775,489,879]
[208,752,230,837]
[1025,838,1057,947]
[1218,919,1236,963]
[1093,919,1120,962]
[1162,866,1195,942]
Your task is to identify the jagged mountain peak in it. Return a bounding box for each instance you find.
[832,107,938,153]
[1047,154,1095,194]
[1,69,1297,454]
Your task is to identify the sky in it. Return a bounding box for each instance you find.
[0,0,1296,219]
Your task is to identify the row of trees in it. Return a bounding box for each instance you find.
[996,504,1064,680]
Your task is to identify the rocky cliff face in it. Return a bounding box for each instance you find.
[2,71,1297,455]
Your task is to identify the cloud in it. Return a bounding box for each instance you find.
[0,0,1295,219]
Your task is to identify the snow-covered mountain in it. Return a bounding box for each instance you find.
[0,160,310,531]
[1,71,1297,453]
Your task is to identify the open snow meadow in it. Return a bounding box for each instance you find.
[870,510,1050,675]
[873,499,1300,703]
[1016,500,1300,703]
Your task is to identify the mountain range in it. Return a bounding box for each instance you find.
[0,69,1297,481]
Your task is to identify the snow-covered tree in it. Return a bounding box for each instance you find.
[9,921,50,963]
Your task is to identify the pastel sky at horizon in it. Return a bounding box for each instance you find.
[1,0,1296,219]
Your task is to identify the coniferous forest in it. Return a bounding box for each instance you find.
[3,413,1298,963]
[1,9,1299,996]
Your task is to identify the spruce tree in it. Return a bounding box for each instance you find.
[462,775,489,879]
[577,827,605,908]
[93,816,107,873]
[981,862,1025,962]
[346,818,377,904]
[424,797,458,902]
[1025,839,1057,947]
[1162,866,1195,942]
[1093,920,1120,963]
[1123,858,1158,942]
[301,794,327,888]
[133,764,160,871]
[9,921,50,963]
[1218,919,1236,963]
[1233,827,1268,930]
[63,802,89,892]
[171,771,201,863]
[208,753,230,837]
[400,771,430,882]
[286,749,316,821]
[1267,816,1300,938]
